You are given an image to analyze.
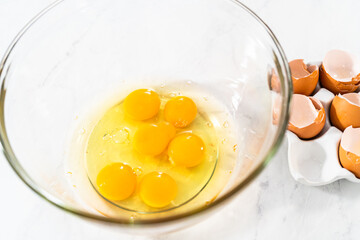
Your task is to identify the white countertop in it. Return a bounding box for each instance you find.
[1,0,360,239]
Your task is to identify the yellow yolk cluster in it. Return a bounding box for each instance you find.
[96,89,206,208]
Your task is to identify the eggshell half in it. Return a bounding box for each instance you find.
[288,94,326,139]
[330,93,360,131]
[320,50,360,94]
[289,59,319,95]
[339,126,360,178]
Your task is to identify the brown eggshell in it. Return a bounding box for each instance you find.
[339,126,360,178]
[320,65,360,94]
[288,94,326,139]
[319,49,360,94]
[330,93,360,131]
[289,59,319,96]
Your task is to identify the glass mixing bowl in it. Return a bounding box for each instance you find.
[0,0,291,234]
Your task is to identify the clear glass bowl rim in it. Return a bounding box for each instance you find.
[0,0,292,225]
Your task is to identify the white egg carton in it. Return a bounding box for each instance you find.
[286,62,360,186]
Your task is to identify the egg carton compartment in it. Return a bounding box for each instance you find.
[286,61,360,186]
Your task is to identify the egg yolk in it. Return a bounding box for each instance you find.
[96,163,136,201]
[124,89,160,120]
[139,172,177,208]
[168,133,205,167]
[133,123,175,156]
[164,96,197,128]
[158,122,176,140]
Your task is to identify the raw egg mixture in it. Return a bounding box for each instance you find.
[86,89,218,212]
